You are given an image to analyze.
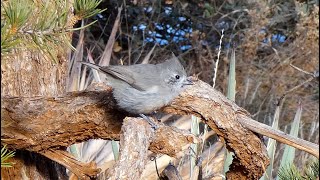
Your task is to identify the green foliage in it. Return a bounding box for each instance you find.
[278,163,304,180]
[305,159,319,179]
[74,0,107,19]
[1,145,15,168]
[260,104,281,180]
[1,0,31,53]
[278,161,319,180]
[111,140,119,161]
[2,0,31,29]
[203,3,215,18]
[1,0,105,62]
[1,24,21,54]
[224,48,236,174]
[304,160,319,180]
[279,103,302,166]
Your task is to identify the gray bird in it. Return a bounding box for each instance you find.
[80,55,193,128]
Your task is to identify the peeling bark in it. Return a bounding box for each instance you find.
[106,117,153,180]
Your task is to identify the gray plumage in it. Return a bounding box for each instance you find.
[80,56,192,114]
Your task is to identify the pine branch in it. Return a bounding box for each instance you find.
[1,0,105,62]
[1,144,15,168]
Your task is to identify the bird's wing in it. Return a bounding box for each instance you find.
[81,62,160,91]
[100,66,135,84]
[79,62,102,70]
[100,65,159,91]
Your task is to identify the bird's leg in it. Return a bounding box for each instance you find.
[151,111,161,122]
[139,114,158,130]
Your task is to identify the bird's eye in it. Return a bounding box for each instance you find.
[175,75,180,79]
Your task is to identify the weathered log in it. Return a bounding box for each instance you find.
[2,80,319,179]
[1,83,196,179]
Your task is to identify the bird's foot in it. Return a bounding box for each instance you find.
[139,114,159,130]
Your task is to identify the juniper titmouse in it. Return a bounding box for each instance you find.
[80,55,193,128]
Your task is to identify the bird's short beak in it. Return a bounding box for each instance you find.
[183,77,194,85]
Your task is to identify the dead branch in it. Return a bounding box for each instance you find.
[106,117,153,180]
[163,81,270,179]
[1,83,196,154]
[238,115,319,159]
[1,85,123,152]
[1,80,319,179]
[163,80,318,179]
[40,149,100,180]
[1,83,196,178]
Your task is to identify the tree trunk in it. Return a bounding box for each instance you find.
[1,50,68,97]
[1,47,69,178]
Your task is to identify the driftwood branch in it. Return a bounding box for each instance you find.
[40,149,100,180]
[238,115,319,159]
[1,83,196,178]
[1,80,319,179]
[163,81,270,179]
[163,80,319,159]
[1,83,195,153]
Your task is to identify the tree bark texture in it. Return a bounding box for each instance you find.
[106,117,154,180]
[2,80,319,179]
[1,83,197,179]
[1,51,68,97]
[1,29,69,179]
[163,80,270,179]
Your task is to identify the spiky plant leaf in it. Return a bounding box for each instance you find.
[74,0,107,19]
[278,163,304,180]
[276,102,303,179]
[1,145,15,168]
[304,160,319,179]
[224,48,236,173]
[1,0,104,62]
[260,100,283,180]
[111,140,119,161]
[190,115,200,178]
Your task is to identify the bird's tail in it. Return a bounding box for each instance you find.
[78,61,102,71]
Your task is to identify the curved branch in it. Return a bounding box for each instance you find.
[1,80,318,179]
